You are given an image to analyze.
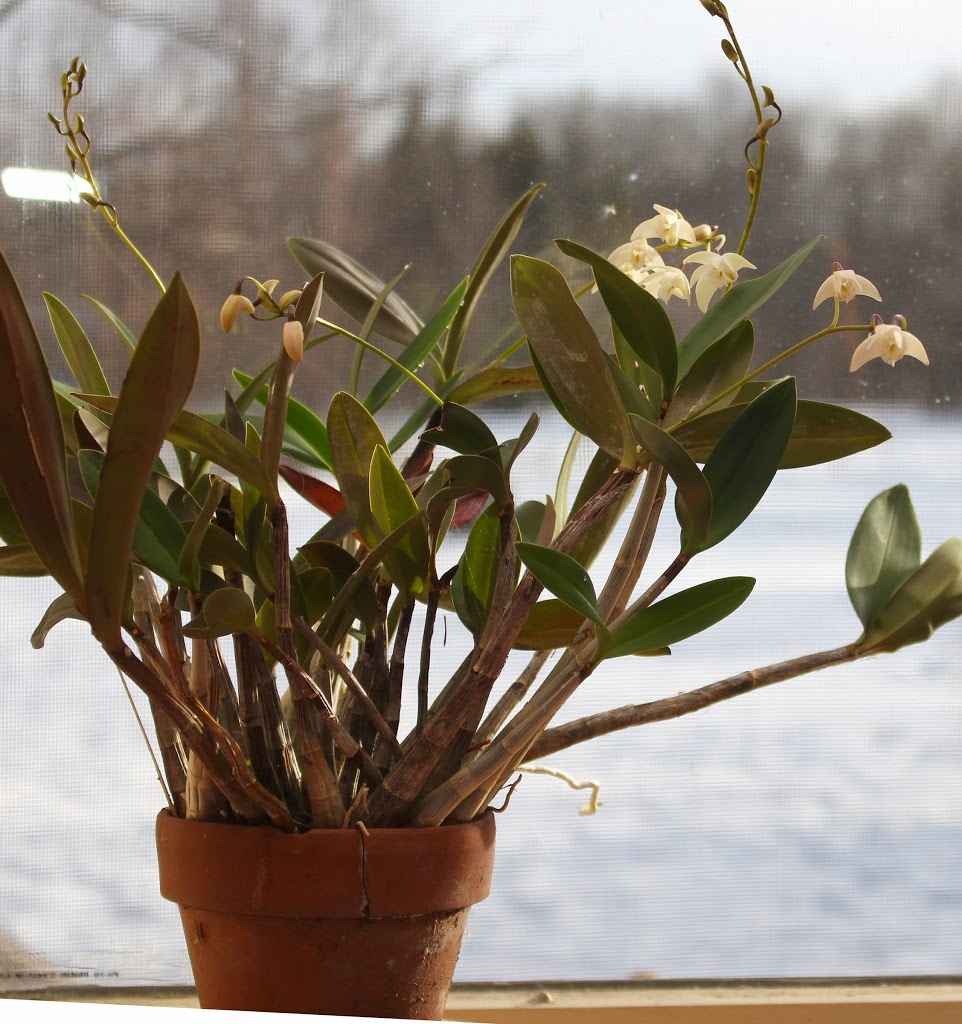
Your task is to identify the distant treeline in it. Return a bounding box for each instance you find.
[3,2,955,413]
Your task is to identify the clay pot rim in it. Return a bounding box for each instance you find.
[156,807,496,919]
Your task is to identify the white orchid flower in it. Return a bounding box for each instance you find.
[682,250,756,312]
[642,265,691,304]
[813,262,882,309]
[632,204,697,247]
[599,239,664,291]
[849,318,929,372]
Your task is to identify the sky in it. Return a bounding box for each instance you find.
[401,0,962,119]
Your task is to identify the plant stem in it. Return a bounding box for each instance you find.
[527,643,862,758]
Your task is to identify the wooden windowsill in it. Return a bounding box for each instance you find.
[5,977,962,1022]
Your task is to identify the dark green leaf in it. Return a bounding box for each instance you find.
[43,293,110,396]
[678,237,822,376]
[187,586,257,638]
[366,278,467,412]
[179,477,227,592]
[78,395,279,505]
[699,377,797,551]
[287,236,423,343]
[557,237,678,397]
[516,541,604,630]
[629,415,712,554]
[859,537,962,652]
[443,184,544,376]
[512,255,630,459]
[79,449,188,586]
[420,402,499,457]
[232,369,332,470]
[674,398,890,470]
[604,576,756,659]
[606,353,658,424]
[846,484,922,630]
[665,320,754,428]
[82,295,136,353]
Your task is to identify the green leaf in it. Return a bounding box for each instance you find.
[677,237,822,376]
[556,237,678,398]
[79,449,188,586]
[438,454,510,509]
[43,293,110,396]
[698,377,796,551]
[82,295,136,353]
[327,391,390,547]
[453,505,502,635]
[604,576,756,659]
[500,411,540,481]
[78,396,279,505]
[365,278,467,412]
[286,236,423,344]
[298,540,378,633]
[0,543,48,576]
[442,183,544,377]
[846,484,922,630]
[179,477,227,593]
[665,320,754,428]
[674,399,890,470]
[85,274,200,644]
[186,586,258,639]
[387,374,464,453]
[370,445,430,598]
[31,592,84,648]
[232,369,332,470]
[606,353,658,424]
[629,415,712,555]
[554,430,582,533]
[515,599,585,650]
[516,541,605,631]
[197,521,256,578]
[447,364,543,406]
[859,537,962,653]
[420,402,500,457]
[512,254,630,460]
[0,249,83,603]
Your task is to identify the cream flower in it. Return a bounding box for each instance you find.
[813,263,882,309]
[599,239,664,291]
[642,265,691,304]
[682,250,756,312]
[849,319,929,372]
[220,292,255,333]
[632,204,697,247]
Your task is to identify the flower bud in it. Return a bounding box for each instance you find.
[283,318,305,362]
[220,292,255,333]
[277,289,302,311]
[693,223,716,243]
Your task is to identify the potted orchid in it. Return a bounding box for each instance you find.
[0,0,956,1017]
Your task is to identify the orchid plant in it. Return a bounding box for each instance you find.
[0,0,957,833]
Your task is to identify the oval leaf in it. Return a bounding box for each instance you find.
[845,484,922,630]
[604,576,756,659]
[516,541,604,630]
[557,237,678,398]
[512,254,630,459]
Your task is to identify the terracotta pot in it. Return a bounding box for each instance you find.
[156,808,496,1019]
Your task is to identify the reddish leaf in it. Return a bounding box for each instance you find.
[279,464,346,516]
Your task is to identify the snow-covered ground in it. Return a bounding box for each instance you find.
[1,404,960,986]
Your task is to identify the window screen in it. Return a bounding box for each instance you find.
[0,0,960,990]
